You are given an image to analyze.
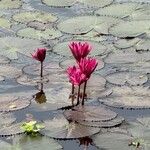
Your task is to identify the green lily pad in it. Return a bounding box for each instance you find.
[0,37,45,59]
[109,20,150,38]
[95,3,143,18]
[114,38,140,49]
[99,86,150,109]
[0,17,11,29]
[0,0,22,9]
[41,0,75,7]
[136,39,150,51]
[0,55,10,64]
[12,135,63,150]
[64,105,117,122]
[57,16,123,35]
[52,40,107,57]
[39,115,100,139]
[13,11,58,24]
[106,72,148,86]
[0,65,22,79]
[0,96,31,112]
[17,27,62,40]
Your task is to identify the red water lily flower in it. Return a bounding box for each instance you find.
[31,48,47,62]
[67,66,87,86]
[69,42,92,62]
[79,57,98,78]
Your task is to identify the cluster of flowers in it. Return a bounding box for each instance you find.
[67,42,98,106]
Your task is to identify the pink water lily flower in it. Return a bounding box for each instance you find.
[69,42,92,62]
[31,48,47,62]
[79,57,98,78]
[67,66,87,86]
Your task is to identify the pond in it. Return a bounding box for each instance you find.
[0,0,150,149]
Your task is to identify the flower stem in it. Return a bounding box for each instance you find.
[40,62,43,78]
[82,81,87,105]
[77,85,80,105]
[71,84,75,106]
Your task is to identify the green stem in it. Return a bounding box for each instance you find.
[82,81,87,106]
[77,85,80,105]
[40,62,43,78]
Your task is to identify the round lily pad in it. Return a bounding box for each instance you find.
[0,55,11,64]
[99,86,150,109]
[57,16,123,35]
[93,132,132,150]
[0,122,24,136]
[41,0,75,7]
[64,105,117,122]
[0,0,22,9]
[12,135,63,150]
[0,65,22,79]
[0,17,11,29]
[17,27,62,40]
[109,20,150,38]
[95,3,142,18]
[104,51,150,64]
[78,0,113,8]
[52,40,107,57]
[39,115,100,139]
[23,62,61,76]
[16,74,49,86]
[106,72,148,86]
[60,57,104,71]
[0,96,31,112]
[0,37,45,59]
[114,38,140,49]
[78,116,124,128]
[13,11,58,24]
[136,39,150,51]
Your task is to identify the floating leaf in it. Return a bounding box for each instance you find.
[57,16,123,35]
[0,76,4,81]
[99,86,150,109]
[106,72,148,86]
[64,105,117,122]
[0,96,31,112]
[13,11,58,24]
[0,55,10,64]
[0,0,22,9]
[0,65,22,79]
[0,37,45,59]
[0,17,11,29]
[12,135,63,150]
[41,0,75,7]
[95,3,142,18]
[136,39,150,51]
[52,40,107,57]
[17,27,62,40]
[109,20,150,38]
[39,115,100,139]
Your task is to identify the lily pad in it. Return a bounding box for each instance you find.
[12,135,63,150]
[23,62,61,76]
[99,86,150,109]
[0,17,11,29]
[39,115,100,139]
[78,116,124,128]
[0,96,31,112]
[136,39,150,51]
[52,40,107,57]
[17,27,62,40]
[0,65,22,79]
[0,122,24,136]
[0,76,4,81]
[0,0,22,9]
[57,16,123,35]
[109,20,150,38]
[13,11,58,24]
[106,72,148,86]
[64,105,117,122]
[95,3,143,18]
[60,57,104,70]
[0,55,10,64]
[114,38,140,49]
[0,37,45,59]
[41,0,75,7]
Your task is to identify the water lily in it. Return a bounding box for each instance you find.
[67,66,88,105]
[31,48,47,78]
[69,42,92,62]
